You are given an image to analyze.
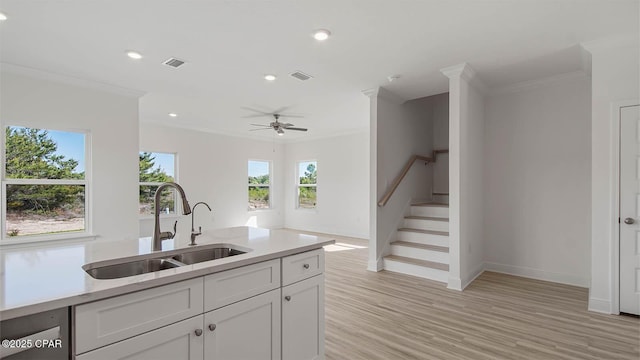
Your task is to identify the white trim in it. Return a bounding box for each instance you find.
[462,263,485,290]
[588,297,612,314]
[1,62,145,98]
[610,100,640,315]
[0,232,97,246]
[367,257,384,272]
[447,277,462,291]
[581,34,640,53]
[489,70,589,96]
[484,262,589,288]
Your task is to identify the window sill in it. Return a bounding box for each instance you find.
[247,208,274,212]
[139,214,182,221]
[1,232,97,247]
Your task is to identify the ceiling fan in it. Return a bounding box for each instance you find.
[249,113,308,136]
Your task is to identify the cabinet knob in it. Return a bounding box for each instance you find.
[194,329,203,336]
[303,263,310,269]
[284,295,291,301]
[208,324,216,332]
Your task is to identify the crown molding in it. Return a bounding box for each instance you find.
[581,34,640,53]
[362,86,405,105]
[440,62,488,94]
[0,62,146,98]
[489,70,589,97]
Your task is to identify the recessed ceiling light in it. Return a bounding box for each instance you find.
[126,50,143,60]
[0,12,8,21]
[264,74,277,81]
[313,29,331,41]
[168,113,178,117]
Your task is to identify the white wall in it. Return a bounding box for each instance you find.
[369,88,435,270]
[0,68,141,241]
[431,93,449,193]
[283,132,369,239]
[484,72,591,287]
[584,37,640,313]
[139,124,285,238]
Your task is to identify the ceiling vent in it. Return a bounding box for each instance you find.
[163,57,186,68]
[290,71,313,81]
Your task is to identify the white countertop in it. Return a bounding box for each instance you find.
[0,227,334,320]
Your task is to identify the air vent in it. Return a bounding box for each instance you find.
[290,71,313,81]
[163,57,186,68]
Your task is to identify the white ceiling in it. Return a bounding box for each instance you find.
[1,0,638,140]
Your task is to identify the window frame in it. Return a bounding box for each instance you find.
[1,125,92,243]
[138,151,179,219]
[248,159,272,211]
[296,160,317,210]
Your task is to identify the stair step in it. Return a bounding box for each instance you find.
[404,216,448,232]
[390,241,449,264]
[432,192,449,196]
[411,202,449,207]
[392,241,448,252]
[383,255,449,283]
[410,204,449,218]
[397,228,449,247]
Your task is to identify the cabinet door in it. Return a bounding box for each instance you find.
[76,316,204,360]
[204,289,281,360]
[282,274,325,360]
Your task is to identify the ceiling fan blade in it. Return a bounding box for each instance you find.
[271,106,290,114]
[250,123,271,127]
[249,128,272,131]
[243,114,272,118]
[241,107,272,115]
[280,123,294,127]
[276,114,305,119]
[286,127,308,131]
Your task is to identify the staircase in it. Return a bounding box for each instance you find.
[383,202,449,283]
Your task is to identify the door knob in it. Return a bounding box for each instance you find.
[284,295,291,301]
[625,217,635,224]
[194,329,203,336]
[208,324,216,332]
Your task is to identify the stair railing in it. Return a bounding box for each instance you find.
[378,154,434,207]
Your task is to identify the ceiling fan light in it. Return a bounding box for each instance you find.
[313,29,331,41]
[277,128,285,136]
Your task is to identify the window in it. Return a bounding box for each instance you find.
[297,161,317,209]
[2,126,89,239]
[139,152,176,216]
[248,160,271,210]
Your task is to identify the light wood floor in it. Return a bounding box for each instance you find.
[322,236,640,360]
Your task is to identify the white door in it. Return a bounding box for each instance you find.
[76,316,204,360]
[620,104,640,315]
[282,275,325,360]
[204,289,281,360]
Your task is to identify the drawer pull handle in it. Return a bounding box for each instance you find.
[208,324,216,332]
[284,295,291,301]
[195,329,203,336]
[303,263,310,269]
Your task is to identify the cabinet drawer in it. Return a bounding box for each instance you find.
[76,315,204,360]
[282,249,324,286]
[75,277,204,354]
[204,259,280,311]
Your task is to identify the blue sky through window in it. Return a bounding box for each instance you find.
[248,160,269,178]
[8,126,86,174]
[141,152,175,178]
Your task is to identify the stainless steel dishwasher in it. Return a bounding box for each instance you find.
[0,307,70,360]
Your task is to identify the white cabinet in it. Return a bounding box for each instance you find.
[75,249,326,360]
[204,289,281,360]
[76,315,204,360]
[282,275,325,360]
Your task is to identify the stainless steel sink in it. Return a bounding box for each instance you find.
[84,258,181,280]
[171,247,246,265]
[84,244,250,279]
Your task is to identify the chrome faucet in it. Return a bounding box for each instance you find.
[153,182,192,251]
[190,201,212,246]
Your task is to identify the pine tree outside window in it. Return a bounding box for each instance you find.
[2,126,89,240]
[248,160,271,210]
[297,160,317,209]
[139,152,177,216]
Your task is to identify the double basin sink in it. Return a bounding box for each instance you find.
[83,245,249,280]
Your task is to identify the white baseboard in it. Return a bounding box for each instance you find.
[484,262,589,288]
[462,263,485,290]
[447,277,462,291]
[588,297,613,314]
[367,258,383,272]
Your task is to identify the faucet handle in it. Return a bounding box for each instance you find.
[198,226,202,234]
